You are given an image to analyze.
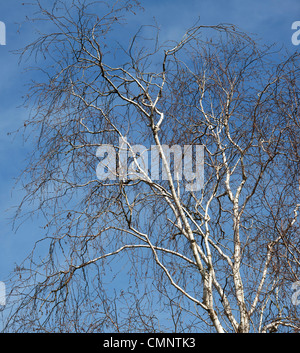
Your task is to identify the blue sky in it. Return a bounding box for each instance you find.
[0,0,299,319]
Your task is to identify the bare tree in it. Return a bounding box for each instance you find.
[4,0,300,333]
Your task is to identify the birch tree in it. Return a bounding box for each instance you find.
[4,0,300,333]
